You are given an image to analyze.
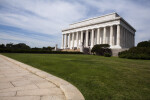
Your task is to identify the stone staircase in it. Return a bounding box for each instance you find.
[61,49,80,52]
[111,48,129,56]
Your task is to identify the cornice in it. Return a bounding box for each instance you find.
[70,12,117,26]
[120,17,136,32]
[62,18,120,32]
[62,17,136,33]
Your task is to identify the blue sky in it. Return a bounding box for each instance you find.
[0,0,150,47]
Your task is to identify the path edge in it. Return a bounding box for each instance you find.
[0,54,85,100]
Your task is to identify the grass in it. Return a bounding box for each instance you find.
[1,53,150,100]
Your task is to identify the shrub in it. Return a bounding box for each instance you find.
[99,44,110,48]
[137,41,150,47]
[91,45,103,55]
[0,48,83,54]
[0,44,5,48]
[91,44,112,56]
[118,40,150,60]
[118,47,150,60]
[104,53,111,57]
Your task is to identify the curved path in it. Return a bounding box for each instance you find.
[0,55,84,100]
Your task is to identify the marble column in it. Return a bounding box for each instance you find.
[125,29,127,48]
[91,29,94,47]
[117,25,121,46]
[122,27,124,47]
[127,30,129,48]
[81,31,83,46]
[76,31,79,48]
[72,33,74,49]
[65,34,67,48]
[103,27,106,44]
[129,32,131,48]
[120,26,123,47]
[97,28,100,44]
[68,33,71,49]
[100,28,102,44]
[94,30,97,45]
[128,31,130,48]
[62,34,64,49]
[110,26,113,46]
[86,30,89,47]
[123,28,125,48]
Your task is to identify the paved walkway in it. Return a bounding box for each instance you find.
[0,56,66,100]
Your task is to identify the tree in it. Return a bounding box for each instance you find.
[137,41,150,47]
[91,44,112,56]
[91,45,104,55]
[0,44,5,48]
[13,43,30,49]
[42,46,53,51]
[6,43,13,48]
[118,40,150,59]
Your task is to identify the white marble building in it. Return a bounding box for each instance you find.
[61,13,136,50]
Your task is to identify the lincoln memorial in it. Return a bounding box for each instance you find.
[61,13,136,51]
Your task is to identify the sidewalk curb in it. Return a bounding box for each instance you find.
[0,55,85,100]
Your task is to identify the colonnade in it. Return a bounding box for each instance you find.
[62,24,134,49]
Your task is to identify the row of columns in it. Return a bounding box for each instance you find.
[62,24,134,49]
[120,27,135,48]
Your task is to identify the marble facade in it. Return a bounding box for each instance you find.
[61,13,136,50]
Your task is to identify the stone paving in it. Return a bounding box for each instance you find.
[0,56,66,100]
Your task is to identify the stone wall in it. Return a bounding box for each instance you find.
[111,48,129,56]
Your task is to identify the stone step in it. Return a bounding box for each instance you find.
[111,48,129,56]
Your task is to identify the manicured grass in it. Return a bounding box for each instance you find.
[2,53,150,100]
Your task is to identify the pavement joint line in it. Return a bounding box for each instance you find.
[33,82,40,89]
[15,91,17,96]
[40,96,42,100]
[10,81,15,87]
[0,54,85,100]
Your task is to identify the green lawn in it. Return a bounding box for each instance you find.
[2,53,150,100]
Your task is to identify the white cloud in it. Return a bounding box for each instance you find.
[0,0,149,47]
[0,31,57,47]
[83,0,150,44]
[0,0,87,35]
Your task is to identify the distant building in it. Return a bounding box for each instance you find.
[61,12,136,50]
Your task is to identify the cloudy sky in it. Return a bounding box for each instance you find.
[0,0,150,47]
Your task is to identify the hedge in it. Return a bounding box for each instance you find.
[118,47,150,60]
[91,44,112,57]
[137,41,150,47]
[0,48,83,54]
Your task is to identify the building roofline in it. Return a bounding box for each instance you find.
[120,17,136,32]
[62,12,136,32]
[62,18,119,32]
[70,12,118,25]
